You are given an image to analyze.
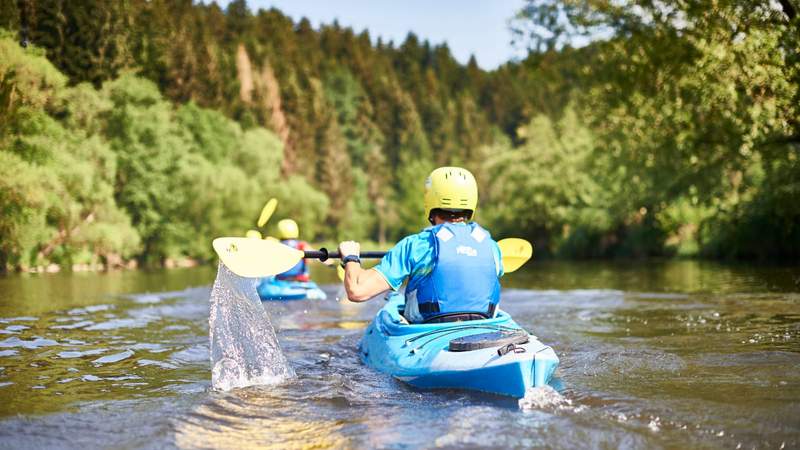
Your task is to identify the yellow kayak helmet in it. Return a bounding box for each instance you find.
[423,166,478,221]
[245,229,262,239]
[277,219,299,239]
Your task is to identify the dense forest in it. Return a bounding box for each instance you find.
[0,0,797,271]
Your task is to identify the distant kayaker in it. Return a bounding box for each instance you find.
[339,167,503,323]
[276,219,333,281]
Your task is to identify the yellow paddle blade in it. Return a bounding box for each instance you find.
[257,198,278,228]
[245,229,262,239]
[498,238,533,273]
[337,264,345,281]
[212,237,303,278]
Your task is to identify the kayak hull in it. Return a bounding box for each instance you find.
[359,293,558,398]
[256,277,326,301]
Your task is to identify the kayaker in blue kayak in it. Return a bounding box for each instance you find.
[276,218,332,281]
[338,166,502,323]
[275,219,311,282]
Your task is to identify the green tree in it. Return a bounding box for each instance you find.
[29,0,133,85]
[102,74,190,264]
[512,0,800,258]
[485,107,607,256]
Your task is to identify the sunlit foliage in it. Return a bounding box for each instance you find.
[0,0,797,270]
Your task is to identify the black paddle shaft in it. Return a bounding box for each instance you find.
[304,248,386,262]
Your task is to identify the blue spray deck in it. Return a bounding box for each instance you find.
[359,293,559,398]
[256,277,327,301]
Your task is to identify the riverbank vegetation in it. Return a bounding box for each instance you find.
[0,0,797,271]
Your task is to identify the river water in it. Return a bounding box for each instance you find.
[0,261,797,449]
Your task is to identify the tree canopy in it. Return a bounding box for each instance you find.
[0,0,797,270]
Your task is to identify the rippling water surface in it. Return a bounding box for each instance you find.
[0,261,797,449]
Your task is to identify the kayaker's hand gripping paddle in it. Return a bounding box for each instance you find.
[212,236,533,278]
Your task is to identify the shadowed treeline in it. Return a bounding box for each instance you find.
[0,0,797,271]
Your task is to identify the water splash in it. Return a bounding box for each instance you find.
[518,385,584,412]
[209,263,294,391]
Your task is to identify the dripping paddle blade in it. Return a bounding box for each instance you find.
[212,237,303,278]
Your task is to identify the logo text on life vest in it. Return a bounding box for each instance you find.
[456,245,478,257]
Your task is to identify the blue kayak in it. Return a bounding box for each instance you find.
[256,277,327,301]
[359,293,558,398]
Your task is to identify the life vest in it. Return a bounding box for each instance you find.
[277,239,310,281]
[409,222,500,320]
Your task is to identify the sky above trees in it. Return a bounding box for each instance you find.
[212,0,529,69]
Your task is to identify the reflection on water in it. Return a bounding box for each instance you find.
[502,259,800,293]
[0,261,797,449]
